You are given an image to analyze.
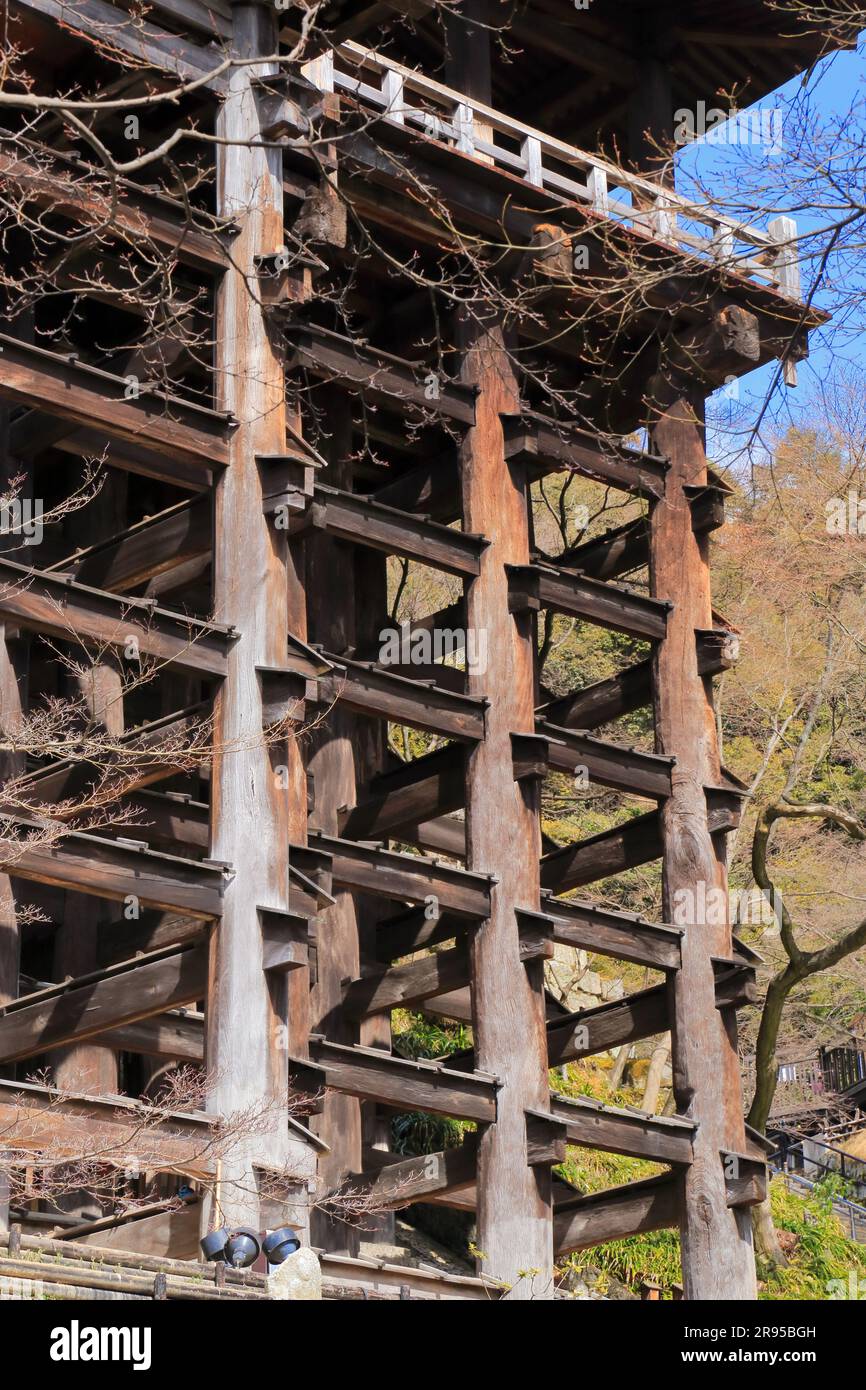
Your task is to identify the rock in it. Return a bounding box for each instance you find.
[266,1246,322,1300]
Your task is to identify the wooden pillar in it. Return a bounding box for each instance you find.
[306,389,362,1254]
[205,0,313,1235]
[51,476,127,1108]
[647,377,756,1300]
[450,0,553,1300]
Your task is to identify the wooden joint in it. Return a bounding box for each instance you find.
[511,731,550,783]
[259,453,319,519]
[506,564,541,613]
[516,908,555,962]
[721,1150,767,1208]
[259,907,310,974]
[257,665,317,727]
[525,1109,568,1166]
[712,959,758,1011]
[696,627,740,673]
[684,484,726,535]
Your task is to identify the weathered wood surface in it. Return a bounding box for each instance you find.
[205,2,312,1234]
[648,376,757,1299]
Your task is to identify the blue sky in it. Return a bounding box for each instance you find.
[673,38,865,467]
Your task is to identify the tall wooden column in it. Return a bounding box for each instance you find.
[648,377,756,1300]
[206,1,312,1235]
[449,0,552,1299]
[459,313,553,1297]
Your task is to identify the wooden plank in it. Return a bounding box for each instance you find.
[0,1077,215,1176]
[542,895,682,971]
[0,819,225,917]
[0,944,207,1063]
[538,629,737,731]
[320,653,485,741]
[548,1093,695,1165]
[0,556,233,676]
[309,832,492,918]
[545,984,668,1065]
[508,563,670,641]
[12,0,229,91]
[55,497,211,593]
[0,334,229,469]
[0,140,228,275]
[343,1138,478,1207]
[553,1174,681,1255]
[99,1010,204,1061]
[339,744,465,840]
[289,322,477,424]
[299,483,488,578]
[292,1037,498,1122]
[502,413,668,500]
[342,941,471,1017]
[539,721,674,798]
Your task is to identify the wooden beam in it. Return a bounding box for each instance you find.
[288,322,477,424]
[508,563,670,641]
[549,1093,695,1165]
[554,1174,681,1255]
[503,413,668,500]
[99,1009,204,1061]
[375,905,468,961]
[309,831,492,918]
[97,912,205,968]
[0,944,207,1062]
[542,894,683,972]
[0,818,225,917]
[539,721,673,798]
[344,1138,478,1208]
[339,744,465,841]
[342,941,471,1018]
[320,653,486,741]
[54,497,211,593]
[555,517,648,581]
[538,628,738,731]
[291,1037,498,1123]
[0,557,233,677]
[13,0,229,91]
[296,483,488,578]
[0,333,229,470]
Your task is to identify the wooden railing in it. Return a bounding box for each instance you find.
[303,43,802,303]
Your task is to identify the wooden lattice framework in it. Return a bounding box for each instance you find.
[0,0,830,1299]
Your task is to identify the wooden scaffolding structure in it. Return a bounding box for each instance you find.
[0,0,829,1299]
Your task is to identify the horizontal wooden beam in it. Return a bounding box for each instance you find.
[54,497,211,593]
[99,1010,204,1061]
[0,139,227,275]
[97,911,206,968]
[554,1174,681,1255]
[344,1138,479,1209]
[538,628,739,731]
[13,0,228,90]
[292,1037,498,1122]
[539,721,673,799]
[509,562,670,641]
[541,796,738,892]
[375,906,468,961]
[10,704,207,814]
[503,413,668,500]
[343,941,471,1018]
[0,818,225,917]
[339,744,465,841]
[0,557,233,676]
[548,1093,695,1165]
[370,452,459,522]
[0,333,229,470]
[320,653,486,741]
[541,894,682,971]
[288,322,477,424]
[309,832,492,918]
[295,483,488,577]
[0,1076,214,1176]
[0,944,207,1063]
[554,517,648,581]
